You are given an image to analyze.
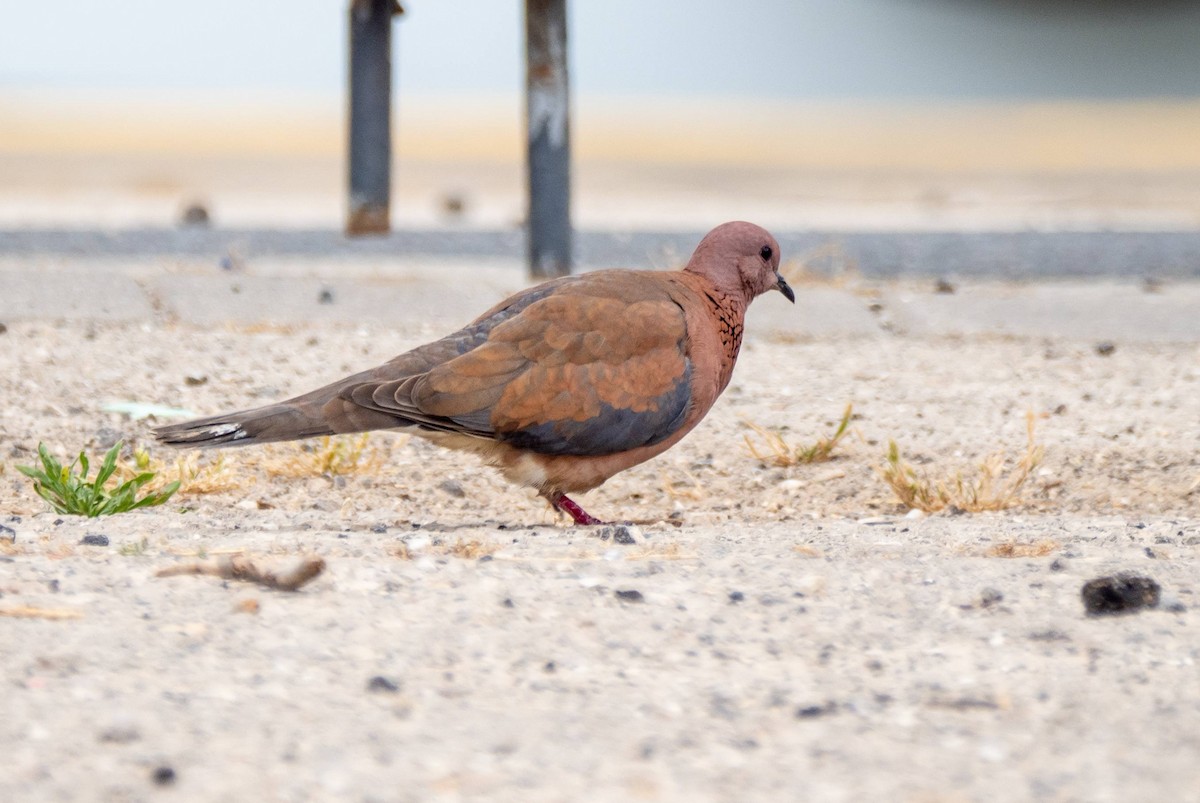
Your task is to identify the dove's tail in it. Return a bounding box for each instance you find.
[154,402,338,448]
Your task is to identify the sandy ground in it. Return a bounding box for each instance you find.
[2,93,1199,800]
[2,300,1198,801]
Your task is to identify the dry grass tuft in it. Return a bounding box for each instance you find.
[124,434,392,499]
[445,539,500,560]
[262,434,383,478]
[879,411,1045,513]
[745,404,854,468]
[985,540,1058,558]
[118,448,246,496]
[660,469,707,501]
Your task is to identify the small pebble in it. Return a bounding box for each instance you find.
[219,253,244,272]
[366,675,401,693]
[184,375,208,386]
[441,192,467,218]
[234,598,260,615]
[318,288,335,305]
[0,524,15,544]
[80,534,110,547]
[151,766,176,786]
[371,523,388,534]
[1094,341,1116,356]
[979,587,1004,608]
[614,589,645,603]
[1081,573,1160,616]
[934,277,956,294]
[179,201,210,227]
[0,322,7,335]
[437,479,466,498]
[795,702,837,719]
[596,524,644,545]
[98,723,141,743]
[92,428,122,450]
[728,590,745,603]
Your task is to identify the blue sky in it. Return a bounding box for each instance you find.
[2,0,1200,99]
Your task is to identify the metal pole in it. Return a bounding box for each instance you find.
[346,0,402,236]
[525,0,572,277]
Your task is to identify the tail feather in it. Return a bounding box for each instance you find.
[154,403,337,448]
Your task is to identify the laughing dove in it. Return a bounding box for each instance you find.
[155,221,793,524]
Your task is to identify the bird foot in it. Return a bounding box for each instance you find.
[549,494,606,526]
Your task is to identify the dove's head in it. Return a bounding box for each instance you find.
[685,221,794,305]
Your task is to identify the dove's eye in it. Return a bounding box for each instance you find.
[760,245,773,261]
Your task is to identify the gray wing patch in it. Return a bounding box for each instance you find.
[498,362,693,456]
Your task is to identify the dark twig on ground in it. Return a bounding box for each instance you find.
[156,555,326,592]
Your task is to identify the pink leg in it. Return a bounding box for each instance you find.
[549,493,606,526]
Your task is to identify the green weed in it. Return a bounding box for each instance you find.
[18,441,180,517]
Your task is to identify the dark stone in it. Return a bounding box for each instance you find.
[437,479,465,498]
[91,428,122,450]
[151,766,177,786]
[441,192,467,218]
[1049,558,1067,572]
[614,589,645,603]
[1094,341,1116,356]
[79,534,110,547]
[98,724,141,743]
[0,322,7,335]
[979,588,1004,608]
[728,590,745,603]
[317,287,335,305]
[932,697,999,710]
[0,524,14,544]
[502,597,515,608]
[795,702,837,719]
[596,524,640,544]
[179,201,210,227]
[934,277,956,294]
[366,675,401,693]
[1028,629,1071,642]
[370,523,388,534]
[1081,573,1161,616]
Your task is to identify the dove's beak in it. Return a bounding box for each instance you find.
[775,274,795,304]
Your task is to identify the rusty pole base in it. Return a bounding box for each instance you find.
[346,202,391,236]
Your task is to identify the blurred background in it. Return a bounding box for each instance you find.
[3,0,1200,235]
